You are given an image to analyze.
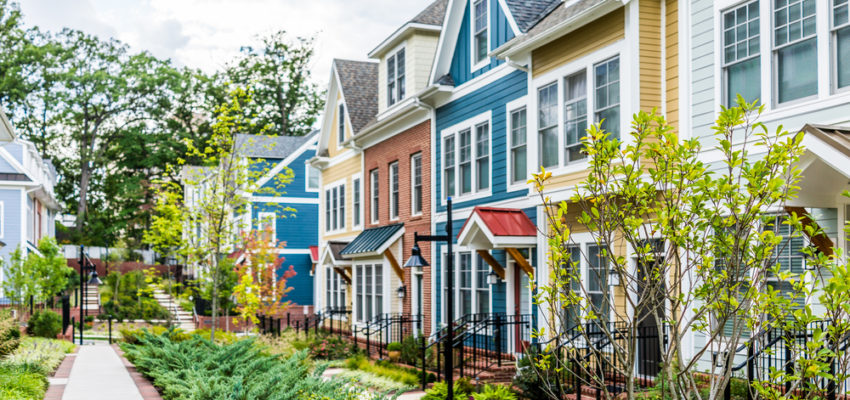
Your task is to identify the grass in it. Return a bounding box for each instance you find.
[345,354,420,386]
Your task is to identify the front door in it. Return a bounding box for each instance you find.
[636,240,665,378]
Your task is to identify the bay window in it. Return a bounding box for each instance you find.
[835,0,850,90]
[564,71,588,163]
[723,1,761,106]
[774,0,817,104]
[538,83,559,168]
[510,108,527,184]
[594,57,620,139]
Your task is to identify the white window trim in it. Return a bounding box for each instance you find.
[370,169,380,224]
[257,212,276,244]
[410,153,423,217]
[305,164,320,192]
[440,110,494,206]
[840,200,850,263]
[831,0,850,93]
[439,246,493,321]
[470,0,491,73]
[389,161,400,221]
[506,96,529,193]
[324,177,347,235]
[352,174,363,229]
[529,42,626,177]
[387,44,407,108]
[354,260,387,324]
[720,0,761,108]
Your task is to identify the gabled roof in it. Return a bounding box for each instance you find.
[327,241,351,263]
[412,0,450,25]
[335,59,379,134]
[803,124,850,158]
[236,130,318,159]
[457,207,537,248]
[369,0,448,58]
[503,0,562,33]
[340,224,405,257]
[0,108,14,142]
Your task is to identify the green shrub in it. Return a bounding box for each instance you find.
[307,335,359,359]
[333,369,414,393]
[121,331,376,400]
[344,355,420,386]
[422,378,474,400]
[472,384,517,400]
[0,312,21,357]
[5,337,76,374]
[0,362,46,400]
[387,342,402,351]
[119,326,188,344]
[26,310,62,338]
[400,335,422,366]
[513,349,550,399]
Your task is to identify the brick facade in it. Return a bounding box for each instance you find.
[364,118,432,334]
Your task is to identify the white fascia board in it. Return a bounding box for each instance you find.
[255,134,320,187]
[368,23,442,59]
[429,0,467,85]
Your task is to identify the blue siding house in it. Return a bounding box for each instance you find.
[422,0,559,350]
[237,131,320,308]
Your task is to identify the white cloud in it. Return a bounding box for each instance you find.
[18,0,431,85]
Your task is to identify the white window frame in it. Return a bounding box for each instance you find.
[440,111,493,206]
[257,212,276,244]
[470,0,491,72]
[410,153,423,216]
[832,0,850,93]
[338,103,346,144]
[771,0,819,107]
[506,96,529,192]
[389,161,399,220]
[355,262,385,323]
[721,0,761,107]
[529,42,626,177]
[306,164,320,192]
[325,178,346,234]
[387,46,406,107]
[370,169,380,224]
[440,247,493,320]
[326,266,347,311]
[353,175,362,228]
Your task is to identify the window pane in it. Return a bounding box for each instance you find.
[375,264,383,317]
[564,71,588,163]
[511,108,527,184]
[538,83,558,167]
[839,27,850,89]
[353,179,360,226]
[366,265,373,320]
[459,130,472,194]
[474,0,488,63]
[476,123,489,190]
[836,0,850,26]
[587,245,609,324]
[339,185,345,229]
[356,266,363,321]
[594,58,620,139]
[726,57,761,105]
[460,253,472,316]
[396,49,405,101]
[777,38,818,103]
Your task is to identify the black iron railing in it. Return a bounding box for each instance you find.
[725,320,850,400]
[528,321,669,399]
[354,313,421,359]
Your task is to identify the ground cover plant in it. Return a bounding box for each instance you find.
[122,329,381,400]
[0,336,76,400]
[101,270,170,321]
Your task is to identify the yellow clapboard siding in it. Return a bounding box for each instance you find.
[531,8,625,77]
[639,0,663,112]
[321,152,362,242]
[665,0,679,130]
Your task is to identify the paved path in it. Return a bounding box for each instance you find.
[61,343,144,400]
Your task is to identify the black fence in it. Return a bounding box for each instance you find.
[726,320,850,400]
[354,313,421,359]
[528,321,669,399]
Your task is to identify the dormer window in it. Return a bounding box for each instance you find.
[338,103,345,143]
[387,48,405,106]
[473,0,489,65]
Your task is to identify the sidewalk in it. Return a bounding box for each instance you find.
[61,343,144,400]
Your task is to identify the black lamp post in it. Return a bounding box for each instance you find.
[404,198,455,400]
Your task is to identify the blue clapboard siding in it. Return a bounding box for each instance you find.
[257,150,319,199]
[251,202,319,250]
[278,253,314,305]
[435,69,527,213]
[0,188,22,262]
[449,0,516,86]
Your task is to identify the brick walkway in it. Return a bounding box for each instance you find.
[113,344,163,400]
[43,347,78,400]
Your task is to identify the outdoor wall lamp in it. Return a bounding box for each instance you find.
[487,270,500,285]
[397,285,406,299]
[608,267,620,287]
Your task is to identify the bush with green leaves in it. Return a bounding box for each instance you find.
[472,384,517,400]
[422,378,475,400]
[399,335,422,366]
[121,330,380,400]
[100,270,170,321]
[0,311,21,357]
[0,337,76,400]
[26,310,61,338]
[344,354,419,386]
[387,342,401,351]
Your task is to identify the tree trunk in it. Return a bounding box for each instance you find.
[76,159,91,232]
[210,253,219,342]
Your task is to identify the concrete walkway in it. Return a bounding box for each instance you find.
[62,343,144,400]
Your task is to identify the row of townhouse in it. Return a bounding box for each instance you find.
[308,0,850,375]
[0,108,61,298]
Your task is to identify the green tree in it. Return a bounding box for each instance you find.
[1,238,72,318]
[225,30,323,136]
[1,247,33,319]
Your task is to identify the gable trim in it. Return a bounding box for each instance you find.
[496,0,521,36]
[255,134,319,188]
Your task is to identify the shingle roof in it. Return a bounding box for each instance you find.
[335,59,379,134]
[504,0,562,32]
[803,124,850,158]
[340,224,404,256]
[502,0,606,49]
[411,0,449,25]
[235,130,318,159]
[328,241,351,261]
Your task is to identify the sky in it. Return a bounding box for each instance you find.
[18,0,431,88]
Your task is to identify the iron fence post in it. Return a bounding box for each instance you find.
[495,314,502,367]
[421,334,427,391]
[785,331,793,395]
[746,340,754,400]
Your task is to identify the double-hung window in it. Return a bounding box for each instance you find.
[411,153,422,215]
[564,71,588,163]
[327,267,346,310]
[325,189,332,232]
[475,123,490,191]
[357,263,384,322]
[387,48,405,106]
[774,0,818,104]
[594,57,620,139]
[355,265,364,321]
[389,162,399,219]
[587,244,610,326]
[443,135,456,199]
[459,252,473,316]
[723,1,761,106]
[764,216,806,309]
[370,169,379,223]
[475,254,490,314]
[473,0,488,65]
[257,212,276,243]
[306,165,320,191]
[538,83,559,168]
[325,183,345,232]
[459,129,473,195]
[563,246,582,331]
[510,108,527,184]
[338,104,345,143]
[834,0,850,90]
[353,177,361,226]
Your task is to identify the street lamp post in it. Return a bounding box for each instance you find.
[404,198,455,400]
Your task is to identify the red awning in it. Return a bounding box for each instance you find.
[457,207,537,248]
[309,245,319,262]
